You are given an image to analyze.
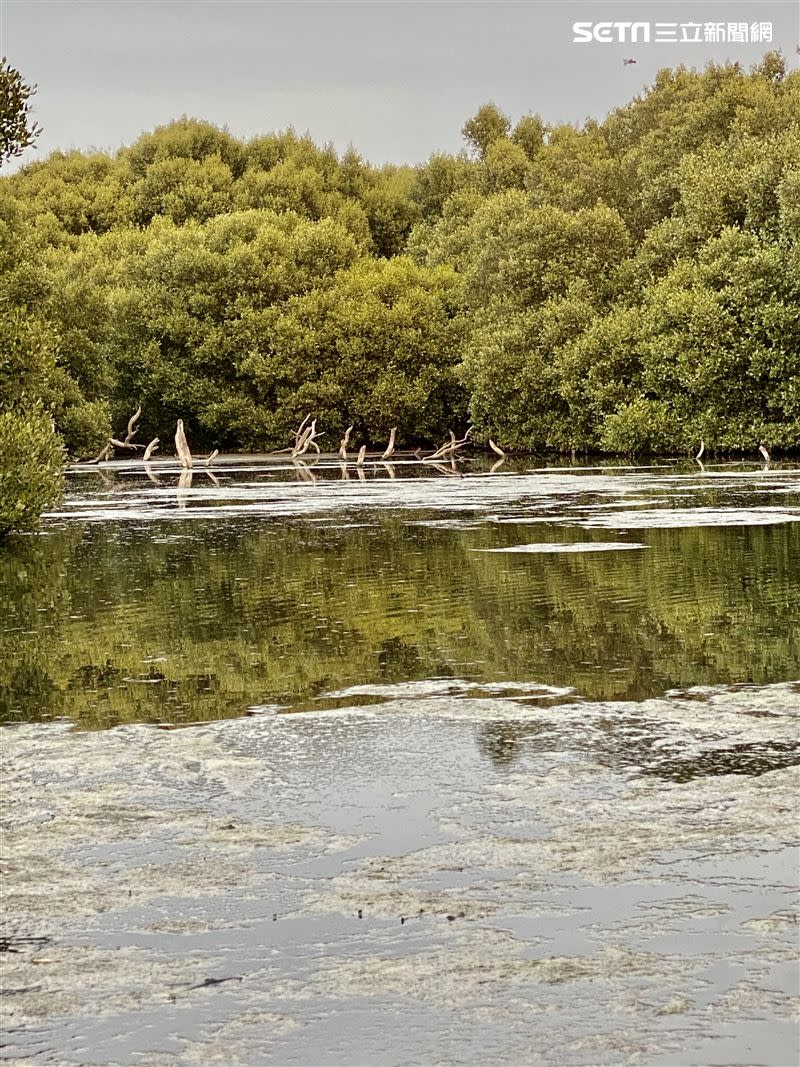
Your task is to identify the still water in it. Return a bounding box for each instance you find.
[1,455,798,1066]
[2,455,799,728]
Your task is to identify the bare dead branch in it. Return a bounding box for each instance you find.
[427,428,471,461]
[123,407,142,445]
[175,420,193,468]
[292,423,313,458]
[143,438,160,462]
[488,439,505,458]
[293,419,325,457]
[90,443,114,463]
[356,444,367,466]
[338,424,354,460]
[109,438,145,451]
[381,427,397,460]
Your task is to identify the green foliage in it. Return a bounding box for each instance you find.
[510,114,547,162]
[7,151,133,235]
[122,116,246,177]
[527,122,619,213]
[0,407,64,535]
[462,103,511,159]
[478,139,530,195]
[0,198,112,459]
[240,256,467,445]
[83,211,464,449]
[0,57,41,168]
[423,55,800,455]
[411,153,474,220]
[0,54,797,463]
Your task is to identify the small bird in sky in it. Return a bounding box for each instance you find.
[623,58,637,66]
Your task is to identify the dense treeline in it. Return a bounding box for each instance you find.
[1,53,798,530]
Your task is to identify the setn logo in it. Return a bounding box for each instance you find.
[573,22,651,43]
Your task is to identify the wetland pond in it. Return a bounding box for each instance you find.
[1,455,799,1066]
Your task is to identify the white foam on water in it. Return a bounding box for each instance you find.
[475,541,648,553]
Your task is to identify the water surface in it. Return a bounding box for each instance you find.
[2,455,798,728]
[1,455,798,1066]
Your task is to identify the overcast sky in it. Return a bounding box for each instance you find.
[2,0,798,169]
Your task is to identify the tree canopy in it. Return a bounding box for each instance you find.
[1,53,798,531]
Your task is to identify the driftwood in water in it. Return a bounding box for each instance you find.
[89,407,145,462]
[339,425,354,460]
[289,414,315,456]
[205,449,219,466]
[175,420,193,468]
[270,415,312,456]
[381,427,397,460]
[427,430,457,460]
[292,423,313,457]
[295,414,311,443]
[356,444,367,466]
[426,427,471,462]
[88,412,219,471]
[488,439,505,458]
[124,407,142,445]
[292,418,324,458]
[305,422,324,453]
[109,438,145,452]
[91,442,114,463]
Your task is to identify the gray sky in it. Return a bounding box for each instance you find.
[2,0,798,169]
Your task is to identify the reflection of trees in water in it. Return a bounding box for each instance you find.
[1,512,797,729]
[378,637,421,680]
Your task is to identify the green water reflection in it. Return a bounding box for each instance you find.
[2,494,798,729]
